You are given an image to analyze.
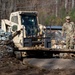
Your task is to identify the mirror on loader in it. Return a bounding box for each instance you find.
[12,25,18,31]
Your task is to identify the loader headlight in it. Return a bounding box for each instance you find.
[12,25,17,31]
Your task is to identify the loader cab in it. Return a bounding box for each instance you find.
[21,12,38,37]
[10,11,39,47]
[10,11,38,37]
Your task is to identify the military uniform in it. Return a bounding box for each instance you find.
[62,22,75,49]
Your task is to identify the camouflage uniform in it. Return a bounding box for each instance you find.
[62,22,75,49]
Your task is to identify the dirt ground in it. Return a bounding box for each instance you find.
[0,45,75,75]
[0,56,75,75]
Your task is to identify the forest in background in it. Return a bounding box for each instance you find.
[0,0,75,25]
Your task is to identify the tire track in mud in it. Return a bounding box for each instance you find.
[23,58,75,69]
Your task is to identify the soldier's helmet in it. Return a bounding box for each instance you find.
[66,16,70,19]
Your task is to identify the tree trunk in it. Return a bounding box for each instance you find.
[56,0,58,17]
[65,0,68,9]
[72,0,74,9]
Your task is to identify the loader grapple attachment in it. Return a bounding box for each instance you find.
[24,37,51,48]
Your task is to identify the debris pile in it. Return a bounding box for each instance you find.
[0,45,13,59]
[0,29,13,58]
[51,30,66,42]
[0,29,12,41]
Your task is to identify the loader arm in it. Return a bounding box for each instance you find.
[1,19,19,32]
[1,19,12,32]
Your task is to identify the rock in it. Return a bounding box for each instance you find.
[0,29,12,41]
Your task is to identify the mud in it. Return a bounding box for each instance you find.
[0,57,75,75]
[0,45,75,75]
[0,56,75,75]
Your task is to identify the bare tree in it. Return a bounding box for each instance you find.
[72,0,74,9]
[65,0,68,9]
[56,0,58,17]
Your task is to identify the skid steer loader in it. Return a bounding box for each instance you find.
[1,11,52,59]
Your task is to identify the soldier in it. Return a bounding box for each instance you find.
[62,16,75,49]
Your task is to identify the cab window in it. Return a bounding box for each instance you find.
[11,16,18,24]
